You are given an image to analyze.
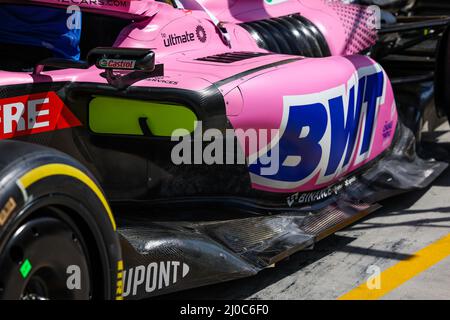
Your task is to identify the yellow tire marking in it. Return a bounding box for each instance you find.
[116,280,123,295]
[116,260,124,300]
[339,233,450,300]
[19,163,116,230]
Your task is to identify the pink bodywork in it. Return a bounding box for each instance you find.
[1,0,396,193]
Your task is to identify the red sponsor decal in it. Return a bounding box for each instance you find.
[0,92,81,140]
[98,58,136,70]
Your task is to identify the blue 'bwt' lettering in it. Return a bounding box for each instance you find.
[250,69,385,184]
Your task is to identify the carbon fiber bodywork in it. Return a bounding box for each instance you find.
[117,123,447,299]
[240,14,331,57]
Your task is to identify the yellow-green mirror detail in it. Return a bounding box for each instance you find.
[89,96,197,137]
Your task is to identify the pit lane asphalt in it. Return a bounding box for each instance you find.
[163,123,450,300]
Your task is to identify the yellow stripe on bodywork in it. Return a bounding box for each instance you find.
[18,164,116,230]
[339,233,450,300]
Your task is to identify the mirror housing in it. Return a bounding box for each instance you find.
[88,47,163,89]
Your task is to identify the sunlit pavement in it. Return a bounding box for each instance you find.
[162,124,450,300]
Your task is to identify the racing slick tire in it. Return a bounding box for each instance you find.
[0,140,122,300]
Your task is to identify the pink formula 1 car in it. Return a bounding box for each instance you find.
[0,0,448,300]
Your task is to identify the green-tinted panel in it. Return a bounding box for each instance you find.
[89,96,197,137]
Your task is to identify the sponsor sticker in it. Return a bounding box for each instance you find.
[57,0,128,8]
[162,25,207,47]
[249,65,388,191]
[287,176,358,207]
[122,261,190,297]
[0,92,81,140]
[383,120,394,140]
[98,58,136,70]
[0,197,16,226]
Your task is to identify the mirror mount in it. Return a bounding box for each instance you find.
[101,64,164,90]
[33,47,164,89]
[88,47,163,89]
[33,58,90,75]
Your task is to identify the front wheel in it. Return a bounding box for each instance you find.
[0,141,122,300]
[0,213,91,300]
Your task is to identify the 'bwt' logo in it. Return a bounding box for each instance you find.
[250,65,388,191]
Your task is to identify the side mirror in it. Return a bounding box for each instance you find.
[88,47,163,89]
[88,47,156,72]
[33,47,163,89]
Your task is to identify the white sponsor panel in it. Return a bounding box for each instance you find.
[122,261,190,297]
